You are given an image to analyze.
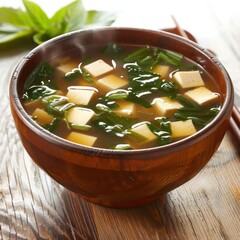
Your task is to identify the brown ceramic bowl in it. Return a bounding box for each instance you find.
[9,27,234,208]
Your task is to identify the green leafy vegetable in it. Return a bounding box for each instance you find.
[101,43,123,55]
[24,61,55,89]
[106,90,129,100]
[174,107,220,126]
[64,69,82,81]
[152,117,172,146]
[125,64,178,106]
[81,70,95,84]
[0,0,116,47]
[124,46,150,62]
[23,85,57,100]
[70,124,92,131]
[124,46,183,70]
[43,118,60,132]
[23,61,57,100]
[92,112,137,137]
[42,95,75,117]
[174,95,220,126]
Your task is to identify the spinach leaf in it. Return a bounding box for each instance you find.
[23,85,57,100]
[64,69,82,81]
[124,46,150,62]
[126,64,178,99]
[43,118,60,133]
[175,95,220,126]
[153,117,172,145]
[24,61,55,90]
[23,61,57,100]
[42,95,75,117]
[92,112,137,137]
[101,43,122,54]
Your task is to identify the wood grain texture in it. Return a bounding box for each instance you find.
[0,0,240,239]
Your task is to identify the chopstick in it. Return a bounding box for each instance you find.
[229,105,240,145]
[171,16,240,146]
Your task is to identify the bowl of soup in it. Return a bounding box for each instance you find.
[9,27,233,207]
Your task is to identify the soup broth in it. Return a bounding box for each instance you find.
[23,43,221,150]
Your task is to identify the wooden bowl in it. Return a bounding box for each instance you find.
[9,27,234,208]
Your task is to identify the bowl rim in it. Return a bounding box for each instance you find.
[10,26,234,158]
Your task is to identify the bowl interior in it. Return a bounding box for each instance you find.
[11,27,233,157]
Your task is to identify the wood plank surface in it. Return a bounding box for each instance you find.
[0,0,239,239]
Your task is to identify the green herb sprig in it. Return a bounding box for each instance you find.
[0,0,116,47]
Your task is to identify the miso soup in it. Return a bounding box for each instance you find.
[23,43,221,150]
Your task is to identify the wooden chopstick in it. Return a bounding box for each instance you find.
[229,105,240,147]
[171,16,240,145]
[171,16,189,39]
[232,105,240,128]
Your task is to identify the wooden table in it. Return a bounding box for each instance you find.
[0,0,239,239]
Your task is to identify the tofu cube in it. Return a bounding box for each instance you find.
[173,70,205,89]
[67,132,97,146]
[83,59,113,77]
[97,74,128,93]
[114,101,136,118]
[170,120,197,139]
[152,65,171,78]
[152,97,183,116]
[66,107,95,125]
[56,63,78,76]
[130,123,157,142]
[32,108,54,125]
[66,86,98,105]
[184,86,219,106]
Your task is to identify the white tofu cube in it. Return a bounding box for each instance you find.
[97,75,128,92]
[56,63,78,76]
[83,59,113,77]
[66,107,95,125]
[173,70,205,89]
[66,86,98,105]
[32,108,54,125]
[184,86,219,106]
[67,132,97,146]
[152,97,183,116]
[114,101,136,118]
[170,120,197,139]
[130,123,157,142]
[152,65,171,78]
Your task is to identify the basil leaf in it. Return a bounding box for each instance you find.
[33,32,50,45]
[50,4,70,36]
[0,7,30,27]
[0,0,116,47]
[50,0,85,36]
[63,0,87,32]
[85,10,116,27]
[22,0,50,31]
[0,28,32,44]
